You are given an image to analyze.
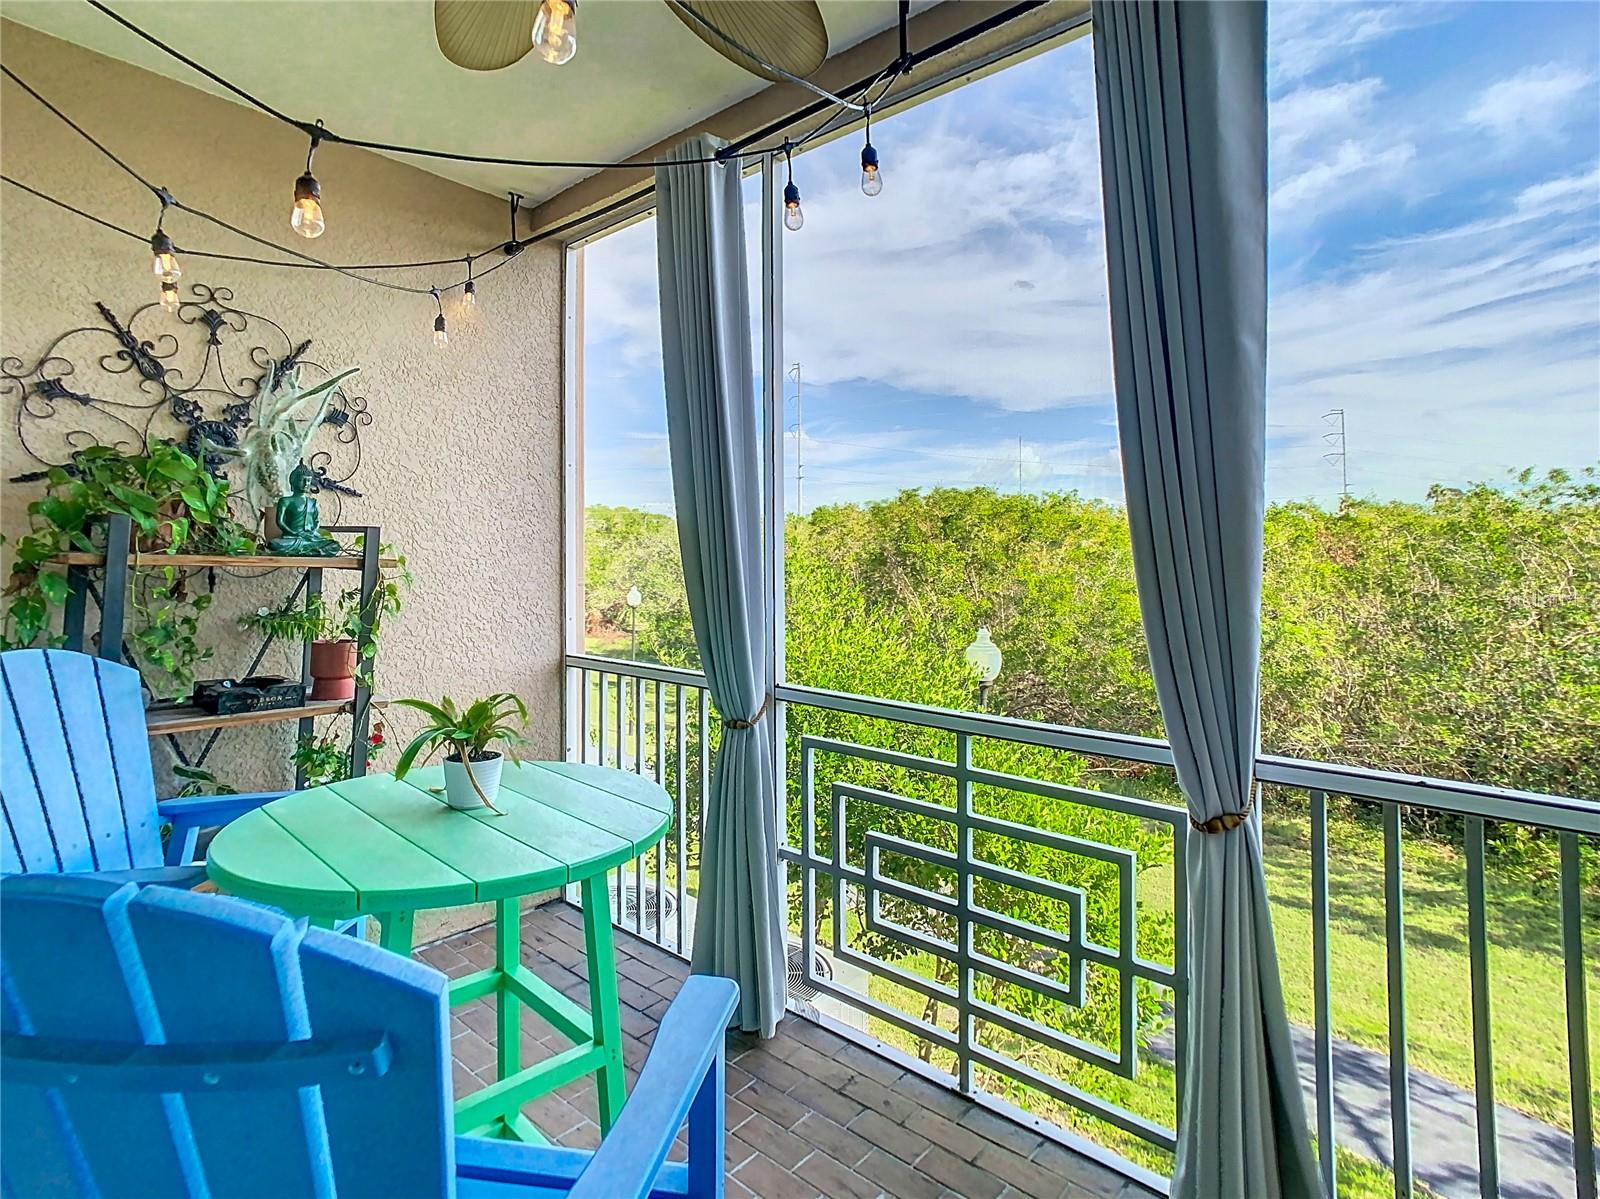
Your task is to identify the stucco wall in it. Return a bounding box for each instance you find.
[1,22,566,939]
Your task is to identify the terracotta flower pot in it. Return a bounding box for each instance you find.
[309,638,357,701]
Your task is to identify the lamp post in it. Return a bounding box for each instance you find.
[626,586,642,660]
[963,627,1003,710]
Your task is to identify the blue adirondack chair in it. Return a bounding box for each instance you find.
[1,874,737,1198]
[2,647,298,886]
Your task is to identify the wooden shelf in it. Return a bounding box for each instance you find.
[145,698,361,737]
[51,552,398,571]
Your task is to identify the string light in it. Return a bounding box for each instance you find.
[860,105,882,197]
[149,191,180,283]
[533,0,577,66]
[2,0,932,338]
[782,144,804,232]
[431,288,448,347]
[291,120,325,239]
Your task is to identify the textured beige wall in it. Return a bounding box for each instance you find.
[1,22,566,939]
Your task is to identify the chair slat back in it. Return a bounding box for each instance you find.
[1,649,162,874]
[2,875,453,1199]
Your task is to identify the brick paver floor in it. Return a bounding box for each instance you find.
[423,900,1160,1199]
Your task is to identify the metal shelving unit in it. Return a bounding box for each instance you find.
[58,514,387,789]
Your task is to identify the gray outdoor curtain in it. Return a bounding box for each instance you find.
[654,134,786,1037]
[1091,3,1322,1196]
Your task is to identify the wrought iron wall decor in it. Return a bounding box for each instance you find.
[2,283,371,523]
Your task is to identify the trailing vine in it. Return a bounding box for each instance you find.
[2,441,257,699]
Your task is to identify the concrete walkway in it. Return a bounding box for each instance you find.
[1152,1023,1594,1199]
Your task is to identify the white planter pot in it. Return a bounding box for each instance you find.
[442,752,504,811]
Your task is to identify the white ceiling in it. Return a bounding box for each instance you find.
[1,0,917,203]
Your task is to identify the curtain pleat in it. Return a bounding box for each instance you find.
[1090,4,1322,1195]
[654,136,786,1037]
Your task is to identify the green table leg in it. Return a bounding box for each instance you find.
[580,874,626,1134]
[496,897,521,1082]
[376,909,415,955]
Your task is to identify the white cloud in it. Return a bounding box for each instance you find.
[1269,77,1418,223]
[1267,168,1600,500]
[1268,2,1444,90]
[1272,138,1416,216]
[1466,64,1594,141]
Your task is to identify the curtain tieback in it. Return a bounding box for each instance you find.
[1189,788,1256,834]
[721,696,769,730]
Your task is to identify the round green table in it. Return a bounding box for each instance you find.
[206,759,672,1143]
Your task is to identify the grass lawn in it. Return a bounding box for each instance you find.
[835,797,1596,1196]
[1143,799,1600,1134]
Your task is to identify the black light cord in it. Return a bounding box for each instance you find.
[1,0,969,309]
[82,0,733,169]
[75,0,959,173]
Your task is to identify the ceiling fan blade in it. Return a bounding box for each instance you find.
[665,1,829,84]
[434,0,538,71]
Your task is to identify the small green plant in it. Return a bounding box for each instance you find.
[392,694,528,809]
[242,599,326,643]
[208,366,360,517]
[290,721,385,787]
[393,694,528,770]
[171,764,237,798]
[3,442,257,698]
[240,546,409,688]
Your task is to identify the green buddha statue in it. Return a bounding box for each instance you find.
[267,463,342,556]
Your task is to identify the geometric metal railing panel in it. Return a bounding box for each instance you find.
[564,655,1599,1199]
[782,730,1188,1152]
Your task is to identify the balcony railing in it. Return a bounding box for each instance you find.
[564,653,1598,1199]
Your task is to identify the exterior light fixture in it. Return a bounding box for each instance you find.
[291,124,324,240]
[963,627,1003,709]
[431,288,448,348]
[782,143,804,232]
[860,142,881,196]
[626,585,642,660]
[463,257,477,308]
[150,228,181,283]
[860,105,882,197]
[159,281,180,313]
[534,0,577,65]
[291,121,326,239]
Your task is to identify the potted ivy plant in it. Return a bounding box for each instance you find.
[392,693,529,811]
[3,442,257,700]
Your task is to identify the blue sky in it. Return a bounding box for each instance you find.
[580,1,1600,514]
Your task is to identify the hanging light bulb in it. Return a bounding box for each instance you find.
[783,182,804,231]
[782,144,804,232]
[463,257,477,308]
[292,174,324,238]
[291,123,326,238]
[860,105,882,197]
[431,288,448,347]
[860,142,882,197]
[150,228,181,282]
[159,281,180,313]
[533,0,577,65]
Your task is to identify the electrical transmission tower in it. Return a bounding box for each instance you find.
[787,363,804,514]
[1322,408,1349,498]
